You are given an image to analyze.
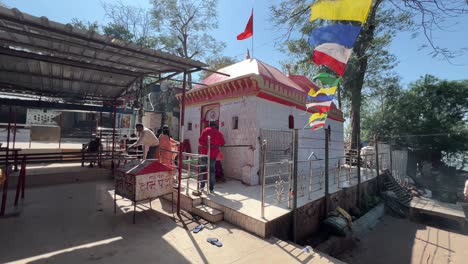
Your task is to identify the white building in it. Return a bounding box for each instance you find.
[180,59,345,186]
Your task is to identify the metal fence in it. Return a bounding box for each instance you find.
[259,128,392,218]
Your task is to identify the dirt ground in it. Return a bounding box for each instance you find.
[338,215,468,264]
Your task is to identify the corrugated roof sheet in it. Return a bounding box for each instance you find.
[0,6,207,101]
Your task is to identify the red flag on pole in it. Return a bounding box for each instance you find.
[237,10,253,40]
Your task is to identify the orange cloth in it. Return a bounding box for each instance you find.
[158,134,179,166]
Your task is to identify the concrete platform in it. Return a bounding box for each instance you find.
[410,197,467,228]
[0,181,343,264]
[174,172,379,238]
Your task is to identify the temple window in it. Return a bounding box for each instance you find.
[232,116,239,130]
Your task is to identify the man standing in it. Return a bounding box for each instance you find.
[128,123,159,160]
[199,121,225,193]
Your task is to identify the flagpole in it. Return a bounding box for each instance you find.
[251,8,254,58]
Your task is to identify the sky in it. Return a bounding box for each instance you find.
[3,0,468,87]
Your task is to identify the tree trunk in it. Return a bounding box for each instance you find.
[349,60,367,149]
[347,0,381,149]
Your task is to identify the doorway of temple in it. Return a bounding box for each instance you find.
[200,103,220,132]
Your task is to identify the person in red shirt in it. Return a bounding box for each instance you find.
[199,121,225,192]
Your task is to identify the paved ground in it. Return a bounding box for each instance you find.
[338,215,468,264]
[0,180,342,264]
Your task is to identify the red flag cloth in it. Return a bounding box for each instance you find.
[311,50,347,76]
[237,10,253,40]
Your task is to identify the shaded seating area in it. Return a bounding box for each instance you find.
[0,5,207,216]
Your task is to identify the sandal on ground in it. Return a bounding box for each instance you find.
[207,237,223,247]
[192,224,205,233]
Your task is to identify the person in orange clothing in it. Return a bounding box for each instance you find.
[199,121,225,192]
[157,125,179,167]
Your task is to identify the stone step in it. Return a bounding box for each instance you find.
[162,190,202,212]
[192,204,224,223]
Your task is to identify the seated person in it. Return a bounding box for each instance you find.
[84,137,101,167]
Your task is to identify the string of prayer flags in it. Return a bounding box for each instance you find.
[308,24,361,48]
[311,43,353,76]
[308,86,337,97]
[306,101,333,113]
[312,73,341,87]
[310,0,373,24]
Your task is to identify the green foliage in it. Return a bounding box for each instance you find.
[103,23,134,42]
[151,0,225,60]
[198,56,237,81]
[363,75,468,155]
[70,18,99,33]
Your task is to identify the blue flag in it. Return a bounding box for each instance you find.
[309,24,361,48]
[307,95,335,102]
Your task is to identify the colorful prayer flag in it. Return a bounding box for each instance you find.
[306,101,333,113]
[310,120,326,131]
[309,24,361,48]
[310,0,373,24]
[309,112,327,123]
[312,43,353,76]
[307,95,334,101]
[237,9,254,40]
[308,86,337,97]
[312,72,341,87]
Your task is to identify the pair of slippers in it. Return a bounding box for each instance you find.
[192,224,223,247]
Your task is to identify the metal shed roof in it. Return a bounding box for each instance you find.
[0,6,207,101]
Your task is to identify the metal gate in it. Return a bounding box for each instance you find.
[259,129,294,209]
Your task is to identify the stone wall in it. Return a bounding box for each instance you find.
[267,177,380,243]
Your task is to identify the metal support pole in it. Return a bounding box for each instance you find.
[111,104,117,172]
[99,112,103,168]
[324,127,330,216]
[308,159,313,200]
[207,136,211,193]
[389,138,393,176]
[356,132,361,208]
[12,108,17,149]
[177,71,187,213]
[1,106,12,216]
[13,109,18,171]
[292,129,299,243]
[374,135,380,193]
[186,159,191,195]
[58,113,62,149]
[261,140,267,219]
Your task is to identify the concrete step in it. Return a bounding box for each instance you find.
[162,190,202,212]
[192,204,224,223]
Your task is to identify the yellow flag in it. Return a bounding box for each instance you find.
[310,0,373,24]
[308,86,337,97]
[309,112,327,123]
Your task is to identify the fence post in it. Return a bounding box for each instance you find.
[292,129,299,243]
[374,135,380,193]
[261,140,267,219]
[324,127,330,216]
[389,137,393,176]
[356,132,361,208]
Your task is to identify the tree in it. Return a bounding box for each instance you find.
[152,0,226,87]
[363,75,468,162]
[102,23,134,43]
[70,18,99,33]
[270,1,467,149]
[199,56,237,81]
[102,1,159,48]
